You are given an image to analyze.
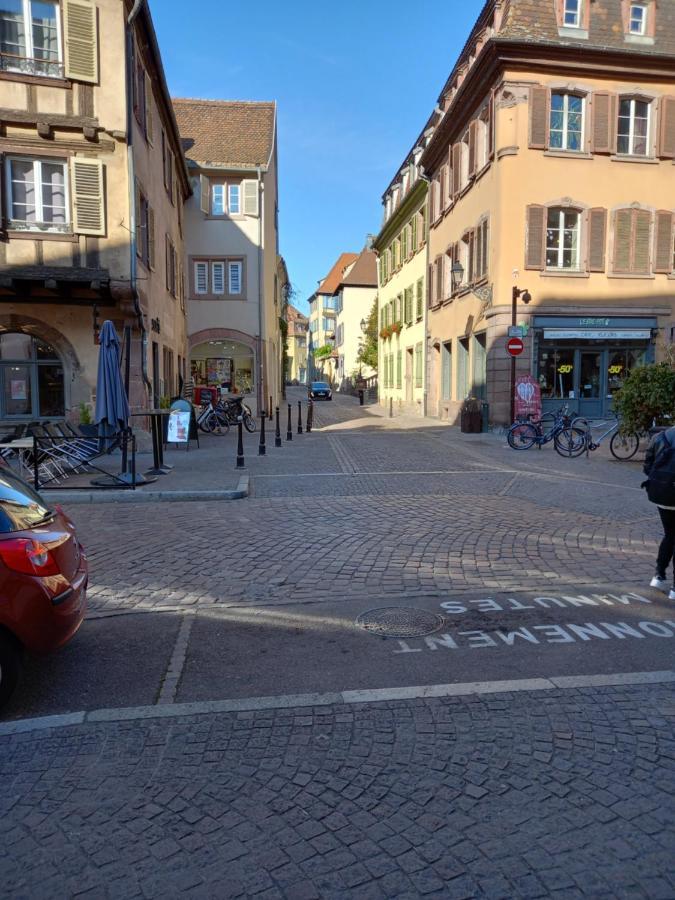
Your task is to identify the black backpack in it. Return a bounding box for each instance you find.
[645,432,675,506]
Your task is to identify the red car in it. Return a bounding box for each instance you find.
[0,467,87,708]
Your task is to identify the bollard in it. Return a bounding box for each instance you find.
[269,395,273,421]
[388,397,393,418]
[236,417,245,468]
[286,403,293,441]
[306,400,313,433]
[297,400,303,434]
[358,389,364,406]
[258,410,266,456]
[275,406,282,447]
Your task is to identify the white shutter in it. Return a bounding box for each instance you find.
[70,157,105,235]
[63,0,99,84]
[228,261,242,294]
[194,262,208,294]
[243,180,258,216]
[212,262,225,295]
[199,175,209,213]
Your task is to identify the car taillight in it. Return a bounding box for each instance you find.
[0,538,60,576]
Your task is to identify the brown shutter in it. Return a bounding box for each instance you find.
[654,211,674,273]
[199,174,209,213]
[468,120,477,176]
[436,257,443,302]
[452,143,461,196]
[148,206,156,269]
[613,209,633,273]
[529,86,549,150]
[588,208,607,272]
[658,97,675,159]
[525,205,546,270]
[488,90,495,160]
[63,0,98,83]
[633,209,652,274]
[427,264,434,307]
[592,92,617,154]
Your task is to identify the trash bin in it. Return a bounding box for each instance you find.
[358,389,365,406]
[460,400,481,433]
[481,401,490,433]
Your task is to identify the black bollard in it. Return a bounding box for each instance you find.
[297,400,303,435]
[286,403,293,441]
[236,417,245,468]
[269,395,273,420]
[275,406,282,447]
[306,400,313,433]
[258,410,266,456]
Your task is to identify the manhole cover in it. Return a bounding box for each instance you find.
[355,607,445,638]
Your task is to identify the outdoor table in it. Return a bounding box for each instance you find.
[0,438,36,478]
[130,410,173,476]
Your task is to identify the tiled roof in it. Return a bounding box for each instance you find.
[172,99,276,168]
[317,253,359,295]
[339,249,378,289]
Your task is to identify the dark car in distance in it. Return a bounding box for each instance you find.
[0,468,88,708]
[308,381,332,400]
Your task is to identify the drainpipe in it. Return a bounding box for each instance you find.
[125,0,151,398]
[419,169,431,417]
[256,164,264,413]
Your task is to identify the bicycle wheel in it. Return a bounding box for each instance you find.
[610,431,639,460]
[243,413,257,433]
[554,427,586,458]
[507,422,538,450]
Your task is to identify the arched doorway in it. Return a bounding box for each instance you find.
[0,332,64,420]
[190,338,255,395]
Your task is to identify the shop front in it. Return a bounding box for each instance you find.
[190,339,255,398]
[533,316,656,418]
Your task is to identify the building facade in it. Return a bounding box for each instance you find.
[307,252,356,384]
[334,247,377,389]
[173,99,282,413]
[0,0,188,424]
[286,304,308,384]
[421,0,675,424]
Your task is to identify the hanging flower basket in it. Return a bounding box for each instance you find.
[391,322,403,335]
[380,326,392,339]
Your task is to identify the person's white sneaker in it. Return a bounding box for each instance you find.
[650,576,669,593]
[669,589,675,601]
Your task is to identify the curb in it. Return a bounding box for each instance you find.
[44,475,249,504]
[1,670,673,737]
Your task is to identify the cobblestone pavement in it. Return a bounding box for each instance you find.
[2,684,674,898]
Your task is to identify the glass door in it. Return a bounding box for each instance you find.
[578,351,603,417]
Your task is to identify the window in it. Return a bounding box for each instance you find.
[414,343,423,388]
[192,258,245,298]
[396,350,402,389]
[546,208,580,269]
[441,342,452,401]
[475,219,489,280]
[0,332,64,419]
[6,157,68,232]
[629,3,646,34]
[135,185,154,269]
[0,0,61,77]
[322,317,333,332]
[194,261,208,295]
[228,184,240,214]
[550,93,584,151]
[212,184,225,215]
[212,262,225,295]
[228,261,242,294]
[161,130,174,203]
[617,98,650,156]
[563,0,581,27]
[404,287,413,325]
[165,236,177,296]
[401,226,408,261]
[411,216,418,252]
[416,279,423,320]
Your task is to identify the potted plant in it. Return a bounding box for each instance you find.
[391,322,403,336]
[379,326,392,340]
[78,402,97,437]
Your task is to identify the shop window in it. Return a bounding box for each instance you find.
[537,346,575,400]
[0,332,64,419]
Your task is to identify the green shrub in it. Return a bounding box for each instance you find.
[79,402,92,425]
[613,363,675,433]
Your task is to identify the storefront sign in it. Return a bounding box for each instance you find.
[167,410,190,443]
[543,329,651,340]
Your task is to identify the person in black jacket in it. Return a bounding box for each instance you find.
[643,426,675,599]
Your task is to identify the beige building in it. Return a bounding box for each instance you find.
[374,116,436,414]
[334,248,377,389]
[307,252,356,384]
[173,99,282,413]
[421,0,675,425]
[286,304,308,384]
[0,0,189,424]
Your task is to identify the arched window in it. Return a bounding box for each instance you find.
[0,333,64,420]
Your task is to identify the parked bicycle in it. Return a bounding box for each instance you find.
[559,412,641,460]
[196,394,257,435]
[507,405,586,457]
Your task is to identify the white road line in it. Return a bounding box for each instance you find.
[1,670,673,736]
[156,612,195,705]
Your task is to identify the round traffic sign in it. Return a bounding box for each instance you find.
[506,337,524,357]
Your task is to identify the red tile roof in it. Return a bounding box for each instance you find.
[339,249,378,289]
[172,99,276,168]
[317,253,358,295]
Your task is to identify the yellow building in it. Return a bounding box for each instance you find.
[421,0,675,424]
[307,252,356,384]
[374,115,436,414]
[0,0,189,423]
[286,304,308,384]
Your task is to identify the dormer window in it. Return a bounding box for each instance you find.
[629,3,646,34]
[563,0,581,27]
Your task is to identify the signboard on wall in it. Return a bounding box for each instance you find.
[167,410,190,444]
[543,329,651,341]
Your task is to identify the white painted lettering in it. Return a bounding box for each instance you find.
[439,602,467,614]
[506,599,535,611]
[591,594,616,606]
[629,593,652,604]
[471,599,503,612]
[393,640,422,653]
[567,623,611,641]
[496,627,539,646]
[532,624,575,643]
[608,593,650,606]
[424,633,458,650]
[637,622,673,638]
[666,621,675,628]
[535,596,567,608]
[458,630,498,648]
[562,595,598,608]
[600,622,645,639]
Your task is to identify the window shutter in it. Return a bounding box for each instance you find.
[144,72,153,144]
[200,175,209,214]
[134,183,141,255]
[525,205,546,270]
[212,262,225,295]
[613,209,633,274]
[452,143,461,196]
[70,158,105,235]
[64,0,98,83]
[658,97,675,159]
[165,235,171,291]
[654,211,674,273]
[488,90,495,160]
[148,206,155,269]
[592,92,617,154]
[529,86,549,150]
[588,208,607,272]
[194,261,208,294]
[229,261,242,294]
[427,264,434,307]
[634,209,652,274]
[436,257,443,302]
[468,120,478,176]
[243,180,259,216]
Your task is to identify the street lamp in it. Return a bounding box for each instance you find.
[510,285,532,423]
[451,260,464,292]
[360,318,367,334]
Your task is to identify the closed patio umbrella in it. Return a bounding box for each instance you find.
[95,320,130,449]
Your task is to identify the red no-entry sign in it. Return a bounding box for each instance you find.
[506,337,524,357]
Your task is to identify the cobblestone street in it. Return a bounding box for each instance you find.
[2,391,674,898]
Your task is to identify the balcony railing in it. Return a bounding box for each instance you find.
[9,219,71,235]
[1,52,64,79]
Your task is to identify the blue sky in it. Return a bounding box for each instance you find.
[152,0,484,313]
